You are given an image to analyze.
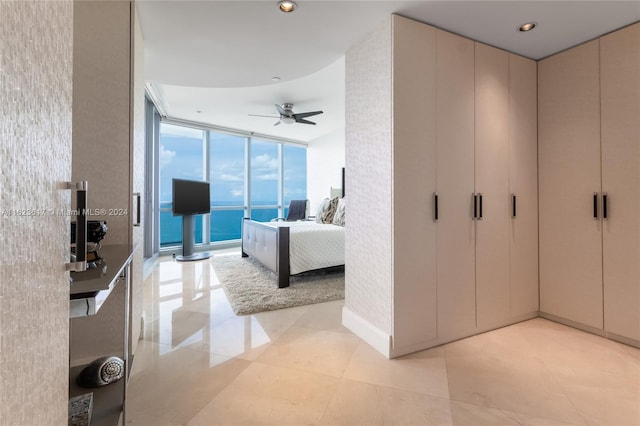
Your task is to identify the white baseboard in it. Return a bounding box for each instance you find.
[388,311,539,358]
[342,306,392,358]
[539,311,640,349]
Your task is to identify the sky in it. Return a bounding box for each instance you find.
[159,123,306,205]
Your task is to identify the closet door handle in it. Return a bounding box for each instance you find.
[478,193,483,220]
[603,193,608,220]
[593,192,599,219]
[133,192,141,227]
[512,194,517,218]
[434,192,439,222]
[473,193,478,219]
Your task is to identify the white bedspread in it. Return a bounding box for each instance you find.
[267,221,345,274]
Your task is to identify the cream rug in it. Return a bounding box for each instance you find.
[212,254,345,316]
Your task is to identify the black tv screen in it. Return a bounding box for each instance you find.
[172,178,210,216]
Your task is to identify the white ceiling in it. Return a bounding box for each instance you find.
[137,1,640,143]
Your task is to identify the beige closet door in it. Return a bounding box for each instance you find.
[539,40,603,329]
[601,23,640,340]
[391,16,438,350]
[436,30,476,339]
[474,43,510,329]
[509,54,539,317]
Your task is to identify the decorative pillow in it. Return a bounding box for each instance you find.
[321,197,339,224]
[315,198,330,223]
[332,197,346,226]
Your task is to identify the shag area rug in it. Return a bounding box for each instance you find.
[212,254,345,316]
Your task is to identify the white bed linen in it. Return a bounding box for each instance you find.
[267,221,345,274]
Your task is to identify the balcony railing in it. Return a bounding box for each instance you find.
[159,203,282,248]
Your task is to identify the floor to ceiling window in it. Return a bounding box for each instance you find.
[159,124,206,247]
[157,121,307,249]
[283,144,307,218]
[209,132,246,242]
[249,139,279,222]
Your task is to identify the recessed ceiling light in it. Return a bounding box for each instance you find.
[278,1,296,13]
[196,110,202,114]
[272,76,281,82]
[518,22,537,32]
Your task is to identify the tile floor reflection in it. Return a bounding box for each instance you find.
[127,250,640,425]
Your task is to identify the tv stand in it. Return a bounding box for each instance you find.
[177,214,211,262]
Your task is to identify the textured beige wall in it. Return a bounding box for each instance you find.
[0,1,73,425]
[72,0,131,245]
[344,18,393,335]
[70,0,147,363]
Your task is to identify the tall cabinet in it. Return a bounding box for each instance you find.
[434,29,476,341]
[70,1,145,423]
[392,17,438,349]
[539,23,640,342]
[474,42,511,330]
[436,35,539,342]
[539,40,603,329]
[388,16,538,354]
[601,23,640,341]
[508,54,540,320]
[474,43,539,331]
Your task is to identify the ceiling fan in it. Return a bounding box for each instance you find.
[249,103,323,126]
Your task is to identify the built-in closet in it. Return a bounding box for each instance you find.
[432,22,539,345]
[346,15,538,357]
[539,22,640,342]
[474,42,539,333]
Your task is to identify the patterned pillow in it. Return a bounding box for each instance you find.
[315,198,330,223]
[321,197,339,224]
[332,197,346,226]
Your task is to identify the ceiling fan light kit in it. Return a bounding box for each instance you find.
[275,103,323,126]
[250,103,324,126]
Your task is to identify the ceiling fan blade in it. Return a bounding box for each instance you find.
[273,120,281,126]
[274,104,288,116]
[295,118,317,125]
[293,110,323,120]
[249,114,279,118]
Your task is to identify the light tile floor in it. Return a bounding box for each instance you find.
[127,251,640,426]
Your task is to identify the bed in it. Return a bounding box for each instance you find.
[241,218,345,288]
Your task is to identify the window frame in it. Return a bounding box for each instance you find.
[156,118,307,252]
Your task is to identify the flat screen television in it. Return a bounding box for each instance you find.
[172,178,210,216]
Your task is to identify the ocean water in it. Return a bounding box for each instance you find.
[160,203,280,247]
